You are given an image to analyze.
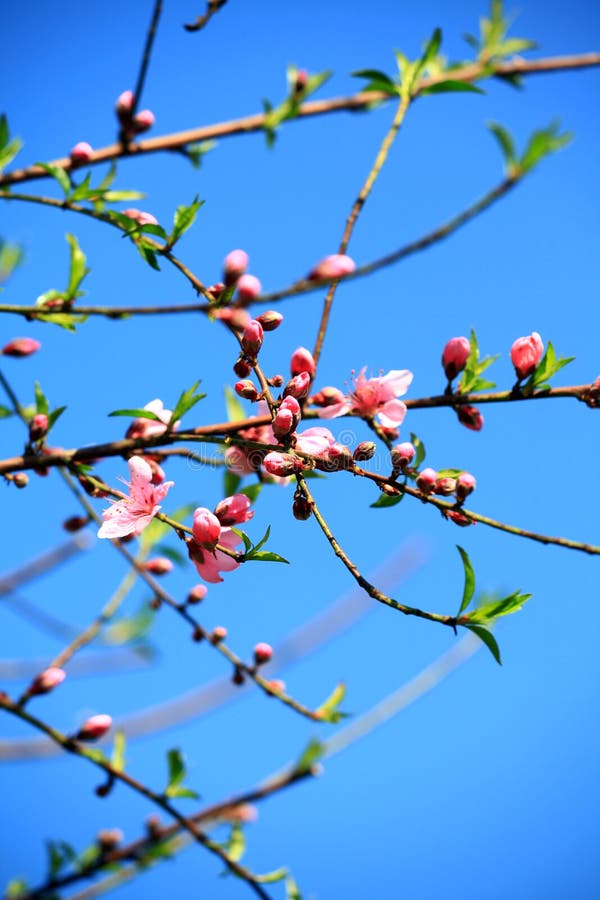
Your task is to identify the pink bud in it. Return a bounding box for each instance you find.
[272,395,301,439]
[391,442,415,471]
[320,443,354,471]
[29,413,48,442]
[63,514,89,533]
[97,829,123,850]
[192,508,222,550]
[434,476,457,496]
[77,714,112,742]
[236,274,262,301]
[233,357,252,378]
[187,584,208,604]
[70,141,94,163]
[235,380,260,401]
[442,336,471,380]
[132,110,155,134]
[2,337,41,358]
[143,557,173,575]
[28,667,66,696]
[456,472,476,502]
[290,347,316,379]
[214,494,254,526]
[122,209,158,227]
[215,308,251,330]
[263,451,304,477]
[353,441,376,461]
[241,319,264,357]
[416,467,437,493]
[311,386,345,407]
[223,249,249,285]
[256,310,283,332]
[254,642,273,665]
[456,405,484,432]
[212,626,227,642]
[309,254,356,281]
[283,371,311,400]
[444,510,474,528]
[207,282,225,302]
[13,472,29,488]
[115,90,135,119]
[510,332,544,380]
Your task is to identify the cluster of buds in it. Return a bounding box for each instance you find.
[115,90,155,139]
[415,467,476,501]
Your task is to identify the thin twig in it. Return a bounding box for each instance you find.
[184,0,228,33]
[130,0,164,119]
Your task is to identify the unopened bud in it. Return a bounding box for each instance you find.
[122,208,158,227]
[236,274,262,301]
[187,584,208,604]
[267,679,286,694]
[283,371,311,400]
[292,492,313,520]
[434,476,457,496]
[290,347,316,379]
[235,379,260,401]
[320,443,353,471]
[510,332,544,381]
[444,509,474,527]
[192,508,221,550]
[416,467,437,493]
[223,249,249,285]
[353,441,376,462]
[272,395,301,439]
[143,557,173,575]
[29,413,48,442]
[263,451,304,477]
[192,626,204,642]
[241,319,264,357]
[28,667,66,696]
[309,254,356,281]
[233,357,252,378]
[390,442,415,472]
[115,90,134,121]
[62,514,88,532]
[70,141,93,163]
[585,376,600,408]
[456,405,484,432]
[13,472,29,489]
[253,642,273,665]
[232,666,245,685]
[2,337,41,357]
[294,69,309,94]
[77,714,112,742]
[442,336,471,381]
[456,472,476,501]
[97,829,123,851]
[269,374,284,388]
[311,386,345,407]
[131,109,155,134]
[212,625,227,643]
[207,282,225,302]
[256,310,283,332]
[214,493,253,526]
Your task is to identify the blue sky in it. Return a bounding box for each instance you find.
[0,2,599,898]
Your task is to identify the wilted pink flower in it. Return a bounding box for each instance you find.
[2,337,41,357]
[125,399,175,440]
[214,494,254,526]
[122,209,158,227]
[237,274,262,301]
[391,442,415,471]
[187,529,242,584]
[223,249,249,284]
[320,368,413,428]
[456,405,484,432]
[416,467,437,493]
[511,332,544,380]
[290,347,316,379]
[192,508,222,550]
[70,141,93,163]
[283,371,311,400]
[256,310,283,332]
[309,254,356,280]
[98,456,173,539]
[132,110,155,134]
[442,336,471,380]
[254,642,273,665]
[241,319,264,356]
[143,557,173,575]
[28,667,66,696]
[77,714,112,742]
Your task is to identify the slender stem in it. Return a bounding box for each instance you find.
[312,93,410,366]
[0,367,26,420]
[130,0,164,119]
[0,694,273,899]
[184,0,228,33]
[1,53,598,187]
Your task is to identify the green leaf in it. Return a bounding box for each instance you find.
[104,605,155,646]
[495,37,537,56]
[34,310,88,332]
[75,844,101,872]
[111,729,126,773]
[464,623,502,665]
[224,385,246,423]
[294,737,325,776]
[169,196,204,246]
[170,380,206,425]
[0,404,13,418]
[240,483,262,503]
[0,137,23,173]
[37,162,71,196]
[136,222,168,241]
[248,550,290,563]
[459,329,499,394]
[46,840,76,878]
[231,526,253,553]
[65,233,89,298]
[351,68,396,86]
[135,239,161,271]
[410,432,426,469]
[225,823,245,862]
[370,491,403,509]
[487,121,517,171]
[47,405,66,431]
[255,868,288,884]
[315,682,349,724]
[413,27,443,85]
[5,879,29,898]
[186,140,217,169]
[108,407,162,421]
[34,381,49,416]
[456,545,475,616]
[420,80,485,96]
[101,190,146,202]
[436,468,464,478]
[520,121,573,174]
[467,590,532,624]
[0,115,8,150]
[69,171,93,201]
[167,785,199,800]
[253,525,271,553]
[0,239,24,283]
[224,469,242,496]
[286,876,303,900]
[528,341,575,389]
[166,748,185,790]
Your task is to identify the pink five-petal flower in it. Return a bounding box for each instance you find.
[188,528,242,584]
[98,456,173,539]
[295,426,337,459]
[320,368,413,428]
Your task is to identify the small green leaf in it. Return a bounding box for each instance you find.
[46,840,76,878]
[488,121,517,172]
[248,550,290,563]
[101,190,145,202]
[253,525,271,553]
[34,381,49,416]
[0,137,23,173]
[370,491,403,509]
[351,68,396,86]
[75,844,101,872]
[108,407,162,421]
[286,876,303,900]
[240,483,262,503]
[224,469,242,496]
[111,729,126,773]
[69,172,93,201]
[224,385,246,423]
[464,623,502,665]
[410,432,426,469]
[294,738,325,776]
[467,590,532,624]
[166,748,185,789]
[231,527,253,553]
[456,545,475,616]
[186,140,217,169]
[5,879,29,899]
[37,162,71,196]
[170,380,206,425]
[0,404,13,418]
[135,239,161,271]
[0,239,25,283]
[0,115,8,150]
[420,80,484,95]
[167,785,199,800]
[65,234,88,299]
[225,823,245,862]
[315,682,349,724]
[528,341,575,390]
[255,868,288,884]
[520,121,573,174]
[47,405,66,431]
[169,196,204,246]
[413,27,443,84]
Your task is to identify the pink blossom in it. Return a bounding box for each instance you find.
[70,141,93,163]
[309,254,356,280]
[188,528,242,584]
[98,456,173,539]
[125,399,176,440]
[320,368,413,428]
[237,274,262,301]
[192,507,222,549]
[290,347,316,378]
[122,209,158,227]
[215,494,254,526]
[391,442,415,471]
[295,426,337,459]
[511,332,544,380]
[416,467,437,493]
[442,336,471,380]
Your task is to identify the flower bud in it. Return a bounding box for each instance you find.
[256,310,283,332]
[309,254,356,281]
[232,666,245,685]
[294,69,308,94]
[290,346,316,379]
[235,380,260,401]
[434,476,457,496]
[115,90,134,120]
[283,372,311,400]
[77,714,112,742]
[143,557,173,575]
[192,508,222,550]
[187,584,208,604]
[28,667,66,696]
[292,492,313,520]
[223,249,249,285]
[444,510,474,527]
[353,441,376,461]
[97,829,123,851]
[241,319,264,357]
[263,451,304,477]
[233,357,252,378]
[456,405,484,432]
[311,386,345,407]
[70,141,93,163]
[237,274,262,301]
[29,413,48,442]
[456,472,476,501]
[132,110,155,133]
[215,493,253,526]
[212,625,227,642]
[320,443,353,471]
[13,472,29,489]
[269,374,284,388]
[510,332,544,380]
[272,395,301,439]
[416,467,437,493]
[253,642,273,665]
[63,514,89,532]
[215,307,252,330]
[390,442,415,472]
[206,282,225,302]
[442,336,471,380]
[122,209,158,227]
[267,679,286,695]
[2,337,41,357]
